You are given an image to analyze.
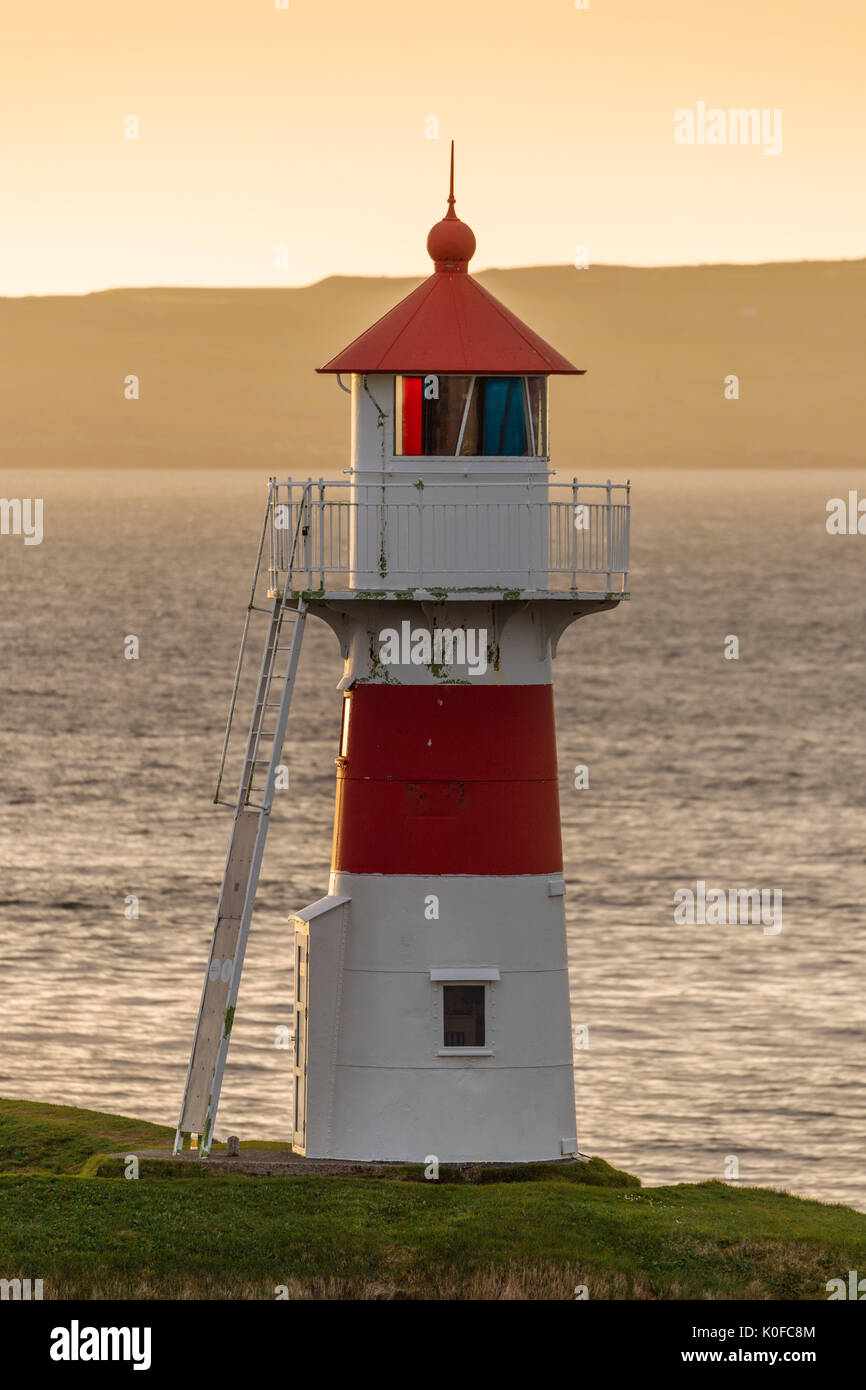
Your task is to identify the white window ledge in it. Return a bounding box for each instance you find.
[430,967,500,982]
[437,1048,494,1057]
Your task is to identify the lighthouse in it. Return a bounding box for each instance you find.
[175,147,629,1162]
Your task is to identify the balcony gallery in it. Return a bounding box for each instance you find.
[266,476,630,602]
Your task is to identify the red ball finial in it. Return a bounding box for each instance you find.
[426,141,476,272]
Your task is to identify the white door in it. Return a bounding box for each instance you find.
[292,930,309,1152]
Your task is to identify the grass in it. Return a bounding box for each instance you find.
[0,1097,282,1175]
[1,1098,864,1300]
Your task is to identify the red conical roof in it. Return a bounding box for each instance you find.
[318,145,583,377]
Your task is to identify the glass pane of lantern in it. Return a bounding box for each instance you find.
[396,375,474,456]
[443,985,485,1047]
[526,377,548,456]
[423,375,472,455]
[400,376,423,455]
[481,378,528,455]
[457,379,480,456]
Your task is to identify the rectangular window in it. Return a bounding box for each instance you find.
[395,375,547,458]
[443,984,485,1048]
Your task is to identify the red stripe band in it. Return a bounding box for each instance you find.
[331,684,563,875]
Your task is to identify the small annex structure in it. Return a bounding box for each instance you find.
[174,145,630,1164]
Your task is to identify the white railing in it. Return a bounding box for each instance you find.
[267,477,630,596]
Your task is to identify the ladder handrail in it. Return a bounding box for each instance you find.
[213,480,277,805]
[174,592,308,1157]
[197,597,308,1154]
[175,478,315,1158]
[214,480,312,805]
[243,484,313,806]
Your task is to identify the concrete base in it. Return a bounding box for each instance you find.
[134,1148,587,1180]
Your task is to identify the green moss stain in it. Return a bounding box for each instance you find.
[369,635,399,684]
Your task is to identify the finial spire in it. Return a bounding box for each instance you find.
[447,140,455,216]
[426,140,476,271]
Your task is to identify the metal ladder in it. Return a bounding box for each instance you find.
[173,483,309,1156]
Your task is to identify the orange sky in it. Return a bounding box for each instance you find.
[2,0,863,295]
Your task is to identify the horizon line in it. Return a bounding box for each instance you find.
[3,255,863,301]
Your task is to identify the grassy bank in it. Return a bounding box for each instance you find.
[1,1098,864,1300]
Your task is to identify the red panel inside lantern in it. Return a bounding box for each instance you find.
[401,376,423,456]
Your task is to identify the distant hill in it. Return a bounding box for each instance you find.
[1,261,862,471]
